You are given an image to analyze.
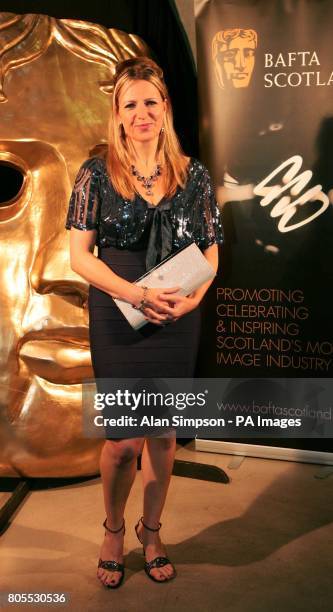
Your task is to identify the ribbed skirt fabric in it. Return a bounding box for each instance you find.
[88,247,201,379]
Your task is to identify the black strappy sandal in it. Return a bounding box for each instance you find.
[134,516,176,583]
[97,518,125,589]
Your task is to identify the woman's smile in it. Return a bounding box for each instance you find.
[135,123,153,128]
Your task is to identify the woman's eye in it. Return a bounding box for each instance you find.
[125,103,135,109]
[146,100,157,106]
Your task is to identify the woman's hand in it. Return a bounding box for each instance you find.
[131,244,218,326]
[141,287,181,326]
[158,293,199,323]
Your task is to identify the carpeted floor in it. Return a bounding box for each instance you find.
[1,443,333,612]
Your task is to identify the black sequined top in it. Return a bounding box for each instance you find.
[65,156,224,271]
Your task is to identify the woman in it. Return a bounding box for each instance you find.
[65,57,223,588]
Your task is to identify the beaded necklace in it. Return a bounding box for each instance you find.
[131,164,162,196]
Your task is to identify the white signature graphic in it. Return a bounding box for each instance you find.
[253,155,329,232]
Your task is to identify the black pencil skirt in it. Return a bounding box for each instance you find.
[88,247,201,438]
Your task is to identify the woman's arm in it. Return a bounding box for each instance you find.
[69,227,178,319]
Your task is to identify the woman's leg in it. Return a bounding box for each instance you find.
[98,437,145,587]
[137,434,177,581]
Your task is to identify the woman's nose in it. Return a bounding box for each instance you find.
[137,102,149,118]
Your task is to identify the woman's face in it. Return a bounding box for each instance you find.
[117,79,166,144]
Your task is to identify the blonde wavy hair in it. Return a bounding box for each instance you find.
[106,57,188,200]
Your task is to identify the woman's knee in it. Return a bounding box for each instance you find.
[104,439,144,466]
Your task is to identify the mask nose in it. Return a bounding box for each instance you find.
[235,49,246,71]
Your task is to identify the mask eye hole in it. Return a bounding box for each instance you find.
[0,161,24,206]
[0,156,29,222]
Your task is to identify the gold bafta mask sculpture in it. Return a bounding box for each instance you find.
[212,28,258,89]
[0,12,149,477]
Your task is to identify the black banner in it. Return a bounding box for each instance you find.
[195,0,333,381]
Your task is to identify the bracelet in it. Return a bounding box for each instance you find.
[133,285,149,311]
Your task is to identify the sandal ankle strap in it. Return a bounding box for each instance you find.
[140,516,162,532]
[103,518,125,534]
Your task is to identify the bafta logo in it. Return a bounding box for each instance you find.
[212,28,258,89]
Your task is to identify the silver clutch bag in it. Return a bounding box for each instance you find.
[113,242,216,330]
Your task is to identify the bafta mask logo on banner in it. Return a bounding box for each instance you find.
[212,28,258,89]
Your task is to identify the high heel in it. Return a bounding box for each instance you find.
[97,518,125,589]
[134,516,176,582]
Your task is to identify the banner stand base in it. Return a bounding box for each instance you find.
[195,440,333,466]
